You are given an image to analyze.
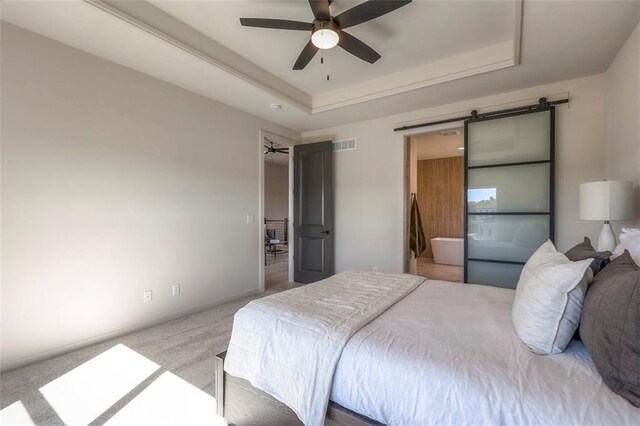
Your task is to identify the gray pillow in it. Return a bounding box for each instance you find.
[565,237,612,275]
[579,250,640,407]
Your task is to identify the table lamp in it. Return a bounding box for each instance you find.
[579,180,634,251]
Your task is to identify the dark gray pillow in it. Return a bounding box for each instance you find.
[565,237,612,275]
[580,250,640,407]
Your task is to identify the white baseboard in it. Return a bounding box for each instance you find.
[1,288,260,373]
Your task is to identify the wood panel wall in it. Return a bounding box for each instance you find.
[417,156,464,258]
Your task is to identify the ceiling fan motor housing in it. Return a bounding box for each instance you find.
[313,19,339,33]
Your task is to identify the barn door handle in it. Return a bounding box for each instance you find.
[321,230,331,235]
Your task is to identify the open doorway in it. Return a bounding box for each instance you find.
[263,137,291,290]
[406,127,465,282]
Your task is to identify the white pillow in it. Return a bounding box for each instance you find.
[512,240,593,355]
[611,228,640,265]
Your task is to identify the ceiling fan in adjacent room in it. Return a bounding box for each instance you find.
[240,0,412,70]
[264,140,289,155]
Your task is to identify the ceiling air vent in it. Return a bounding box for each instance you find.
[332,138,356,152]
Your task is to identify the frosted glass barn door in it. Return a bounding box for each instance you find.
[464,108,554,288]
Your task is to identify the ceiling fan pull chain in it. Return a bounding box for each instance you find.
[320,50,330,81]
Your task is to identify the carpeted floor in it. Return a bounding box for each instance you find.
[0,284,297,425]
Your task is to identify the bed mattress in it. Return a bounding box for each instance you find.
[224,271,425,426]
[330,280,640,426]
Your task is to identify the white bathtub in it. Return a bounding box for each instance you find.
[431,237,464,266]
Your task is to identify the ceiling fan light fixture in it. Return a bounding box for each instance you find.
[240,0,412,69]
[311,22,339,49]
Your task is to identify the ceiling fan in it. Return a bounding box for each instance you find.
[264,140,289,155]
[240,0,412,70]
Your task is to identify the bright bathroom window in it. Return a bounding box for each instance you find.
[467,188,496,212]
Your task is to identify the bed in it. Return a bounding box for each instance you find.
[218,271,640,425]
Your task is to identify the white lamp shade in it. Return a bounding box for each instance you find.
[579,180,634,221]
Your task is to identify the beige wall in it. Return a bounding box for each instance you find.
[0,24,298,371]
[264,162,289,221]
[605,21,640,227]
[302,74,607,273]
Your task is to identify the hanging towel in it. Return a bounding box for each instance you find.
[410,193,427,259]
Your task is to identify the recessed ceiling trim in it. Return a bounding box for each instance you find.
[86,0,313,113]
[512,0,523,65]
[4,0,637,133]
[311,0,523,113]
[311,41,516,113]
[85,0,523,116]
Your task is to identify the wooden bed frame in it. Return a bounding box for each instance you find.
[215,351,381,425]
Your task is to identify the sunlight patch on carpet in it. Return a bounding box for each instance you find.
[39,344,159,425]
[104,371,225,426]
[0,401,36,426]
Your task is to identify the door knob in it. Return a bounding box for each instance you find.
[321,230,331,235]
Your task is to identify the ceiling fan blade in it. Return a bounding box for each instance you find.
[309,0,330,20]
[338,31,381,64]
[334,0,411,29]
[293,40,319,70]
[240,18,313,31]
[275,148,289,153]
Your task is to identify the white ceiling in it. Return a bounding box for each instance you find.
[414,129,464,160]
[149,0,513,95]
[2,1,639,132]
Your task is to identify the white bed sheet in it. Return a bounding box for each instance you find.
[331,280,640,426]
[224,271,425,426]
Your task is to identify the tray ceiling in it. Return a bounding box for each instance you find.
[149,0,515,96]
[2,1,638,132]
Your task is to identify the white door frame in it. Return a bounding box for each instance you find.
[258,129,296,292]
[402,122,465,275]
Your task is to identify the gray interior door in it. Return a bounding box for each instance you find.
[293,141,334,284]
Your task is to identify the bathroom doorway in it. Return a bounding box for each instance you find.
[406,127,465,282]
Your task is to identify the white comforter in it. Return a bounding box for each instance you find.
[224,271,425,426]
[331,280,640,425]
